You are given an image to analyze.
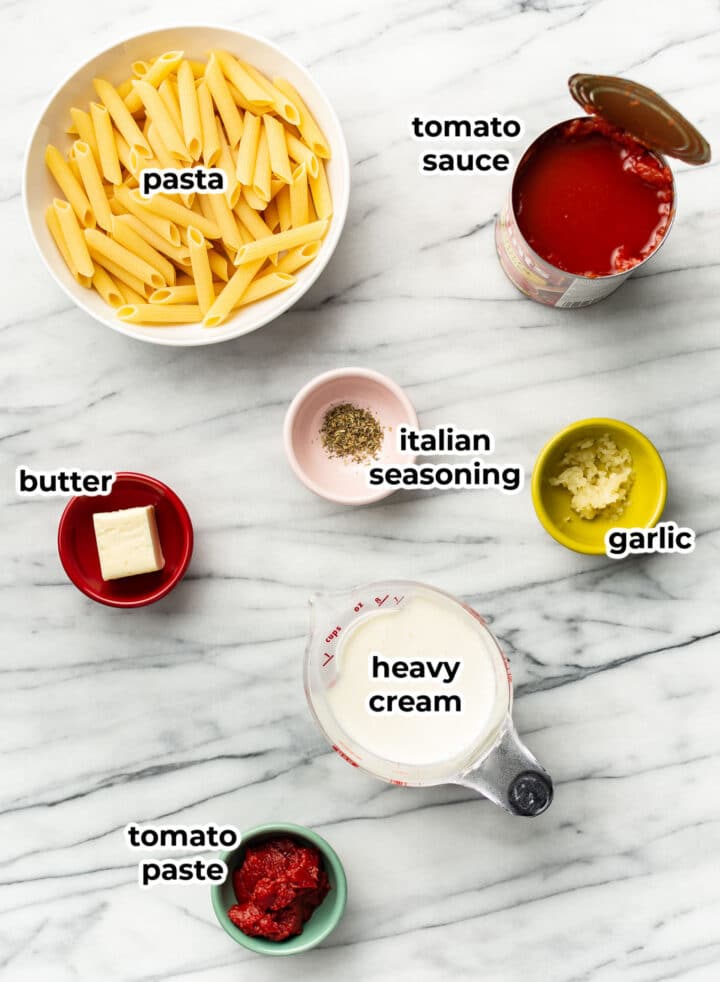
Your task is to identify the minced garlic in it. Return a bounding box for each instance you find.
[549,433,633,520]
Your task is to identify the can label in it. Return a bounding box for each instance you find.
[495,198,628,308]
[555,275,624,308]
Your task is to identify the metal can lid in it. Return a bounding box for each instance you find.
[568,73,711,165]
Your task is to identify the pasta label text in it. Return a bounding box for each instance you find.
[140,167,227,198]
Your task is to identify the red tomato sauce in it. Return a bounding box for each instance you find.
[513,117,673,277]
[228,836,330,941]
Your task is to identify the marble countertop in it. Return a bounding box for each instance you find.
[3,0,720,979]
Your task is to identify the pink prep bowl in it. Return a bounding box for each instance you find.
[283,368,419,505]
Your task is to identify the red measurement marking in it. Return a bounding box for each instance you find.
[500,651,512,684]
[332,746,359,768]
[322,653,334,667]
[391,779,409,787]
[353,601,364,612]
[375,595,389,607]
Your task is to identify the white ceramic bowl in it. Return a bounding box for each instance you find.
[23,26,350,347]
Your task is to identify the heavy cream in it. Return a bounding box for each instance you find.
[326,594,509,767]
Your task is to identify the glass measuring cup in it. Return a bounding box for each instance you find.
[304,580,553,817]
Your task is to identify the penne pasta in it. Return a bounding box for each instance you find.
[90,102,122,184]
[45,204,92,286]
[235,222,254,245]
[158,78,183,134]
[197,81,221,167]
[275,185,291,232]
[89,252,150,297]
[74,140,113,231]
[128,188,220,239]
[187,60,207,79]
[187,227,215,315]
[242,63,300,126]
[67,155,82,184]
[69,107,100,168]
[118,303,201,324]
[207,192,243,259]
[113,213,190,264]
[114,133,137,176]
[149,283,222,304]
[264,199,280,232]
[45,48,332,327]
[146,121,179,171]
[113,276,145,305]
[235,270,294,306]
[203,259,264,327]
[241,185,270,212]
[289,162,309,228]
[53,198,94,278]
[93,77,152,157]
[132,79,191,161]
[195,192,216,226]
[213,51,273,110]
[226,80,255,113]
[275,240,321,274]
[124,51,183,112]
[234,220,329,263]
[264,114,293,183]
[208,249,230,281]
[114,184,181,244]
[252,127,272,203]
[45,145,94,227]
[205,53,243,147]
[235,112,261,186]
[273,78,331,158]
[111,216,176,285]
[234,199,274,241]
[216,120,241,208]
[178,60,202,161]
[132,59,152,79]
[92,266,124,307]
[286,133,320,179]
[84,227,165,289]
[308,160,333,220]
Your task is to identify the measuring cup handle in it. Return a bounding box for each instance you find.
[455,718,553,817]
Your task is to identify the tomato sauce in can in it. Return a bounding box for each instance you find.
[495,74,710,308]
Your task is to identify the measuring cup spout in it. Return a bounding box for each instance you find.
[455,720,553,817]
[307,589,350,655]
[308,591,341,631]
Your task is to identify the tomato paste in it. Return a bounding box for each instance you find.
[513,117,673,277]
[228,836,330,941]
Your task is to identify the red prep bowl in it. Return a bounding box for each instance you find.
[58,472,193,608]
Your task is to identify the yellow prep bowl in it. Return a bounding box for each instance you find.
[532,418,667,555]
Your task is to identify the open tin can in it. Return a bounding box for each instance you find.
[495,74,711,308]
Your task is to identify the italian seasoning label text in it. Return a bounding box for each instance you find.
[412,115,523,174]
[368,425,524,492]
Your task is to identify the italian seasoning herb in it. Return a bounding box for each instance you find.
[320,402,384,463]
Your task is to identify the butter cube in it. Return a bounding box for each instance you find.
[93,505,165,581]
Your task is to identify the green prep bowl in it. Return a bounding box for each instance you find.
[211,823,347,956]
